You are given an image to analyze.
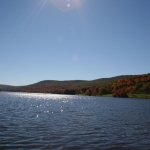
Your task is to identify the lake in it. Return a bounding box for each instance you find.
[0,92,150,149]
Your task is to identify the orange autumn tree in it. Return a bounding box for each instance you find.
[113,88,128,98]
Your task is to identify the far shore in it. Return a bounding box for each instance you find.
[102,94,150,99]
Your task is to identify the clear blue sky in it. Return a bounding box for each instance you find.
[0,0,150,86]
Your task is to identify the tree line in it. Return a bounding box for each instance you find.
[10,73,150,98]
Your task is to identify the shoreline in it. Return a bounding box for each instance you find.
[102,94,150,99]
[1,91,150,99]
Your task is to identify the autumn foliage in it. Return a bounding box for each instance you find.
[112,88,128,98]
[7,73,150,98]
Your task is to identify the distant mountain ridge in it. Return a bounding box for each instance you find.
[0,85,17,91]
[0,75,136,91]
[1,73,150,98]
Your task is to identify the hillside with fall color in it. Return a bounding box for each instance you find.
[1,75,134,93]
[1,73,150,98]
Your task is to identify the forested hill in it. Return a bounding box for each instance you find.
[83,75,135,87]
[0,85,16,91]
[0,75,136,92]
[21,75,135,88]
[1,74,150,98]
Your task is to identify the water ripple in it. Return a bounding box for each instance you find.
[0,92,150,149]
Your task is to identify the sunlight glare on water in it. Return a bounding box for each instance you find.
[9,92,74,101]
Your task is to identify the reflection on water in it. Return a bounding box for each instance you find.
[0,92,150,149]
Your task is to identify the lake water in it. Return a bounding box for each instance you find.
[0,92,150,149]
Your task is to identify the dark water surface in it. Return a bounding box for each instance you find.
[0,92,150,149]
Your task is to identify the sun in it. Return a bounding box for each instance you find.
[48,0,85,12]
[36,0,85,13]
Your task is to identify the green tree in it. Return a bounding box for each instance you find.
[64,89,76,95]
[135,82,142,91]
[143,82,150,93]
[99,87,107,95]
